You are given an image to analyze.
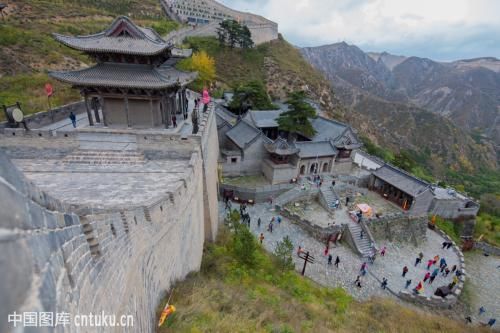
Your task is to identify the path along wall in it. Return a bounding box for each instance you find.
[0,105,220,333]
[0,149,206,333]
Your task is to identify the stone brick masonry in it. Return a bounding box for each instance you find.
[0,107,219,332]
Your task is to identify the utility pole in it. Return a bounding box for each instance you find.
[298,251,315,276]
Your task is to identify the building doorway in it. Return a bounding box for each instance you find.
[322,162,329,173]
[300,165,306,175]
[310,163,318,174]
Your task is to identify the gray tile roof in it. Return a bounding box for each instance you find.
[49,62,197,89]
[226,120,261,149]
[248,110,284,128]
[53,16,172,56]
[264,137,299,155]
[373,164,430,197]
[295,141,337,158]
[310,117,349,141]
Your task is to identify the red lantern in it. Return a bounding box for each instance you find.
[45,83,53,97]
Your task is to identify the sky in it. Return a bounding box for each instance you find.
[218,0,500,61]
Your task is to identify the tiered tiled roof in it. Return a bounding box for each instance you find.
[53,16,172,56]
[49,62,197,89]
[264,137,299,156]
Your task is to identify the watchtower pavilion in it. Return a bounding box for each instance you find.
[49,16,197,129]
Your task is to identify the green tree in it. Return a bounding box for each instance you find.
[233,222,258,267]
[229,81,277,113]
[274,236,294,272]
[216,19,253,49]
[393,150,417,172]
[277,91,317,139]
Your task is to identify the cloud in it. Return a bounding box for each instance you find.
[219,0,500,60]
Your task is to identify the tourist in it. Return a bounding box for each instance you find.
[345,196,350,206]
[479,306,486,316]
[429,274,436,285]
[360,230,364,239]
[257,217,261,228]
[442,241,448,249]
[268,222,273,233]
[465,316,472,324]
[439,257,447,268]
[405,279,412,289]
[335,256,340,267]
[444,267,450,277]
[432,267,439,278]
[380,246,386,256]
[277,216,282,225]
[451,264,457,273]
[402,266,409,277]
[427,259,434,270]
[324,246,329,256]
[414,281,424,294]
[69,111,77,128]
[328,254,333,265]
[440,263,447,273]
[455,269,463,277]
[356,211,363,223]
[446,242,453,249]
[433,255,439,265]
[415,256,422,266]
[225,199,232,210]
[360,262,367,272]
[354,275,362,288]
[423,272,431,282]
[381,277,388,290]
[172,115,177,128]
[297,246,303,256]
[331,180,336,187]
[246,215,251,227]
[259,233,264,244]
[487,318,496,327]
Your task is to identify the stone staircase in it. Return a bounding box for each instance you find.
[62,150,145,165]
[320,185,339,210]
[347,222,375,258]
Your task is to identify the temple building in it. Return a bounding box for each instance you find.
[216,107,362,184]
[49,16,197,129]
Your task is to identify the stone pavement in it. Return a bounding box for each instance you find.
[465,251,500,324]
[220,201,462,302]
[14,158,191,209]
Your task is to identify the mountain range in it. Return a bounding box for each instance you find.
[300,43,500,149]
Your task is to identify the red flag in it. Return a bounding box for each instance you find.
[45,83,53,97]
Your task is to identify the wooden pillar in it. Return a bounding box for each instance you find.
[160,95,165,126]
[100,96,108,127]
[165,95,172,128]
[84,94,94,126]
[149,96,155,128]
[93,97,101,123]
[124,95,130,128]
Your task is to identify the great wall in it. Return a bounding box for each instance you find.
[0,102,220,333]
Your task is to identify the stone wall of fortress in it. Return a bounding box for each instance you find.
[0,109,219,332]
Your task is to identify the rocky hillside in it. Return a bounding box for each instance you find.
[301,43,500,145]
[301,43,498,175]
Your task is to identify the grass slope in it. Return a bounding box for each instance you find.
[157,227,485,333]
[0,0,178,119]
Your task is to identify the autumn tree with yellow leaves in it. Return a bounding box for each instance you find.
[177,51,216,92]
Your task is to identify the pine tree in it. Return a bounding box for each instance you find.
[277,91,317,139]
[274,236,294,272]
